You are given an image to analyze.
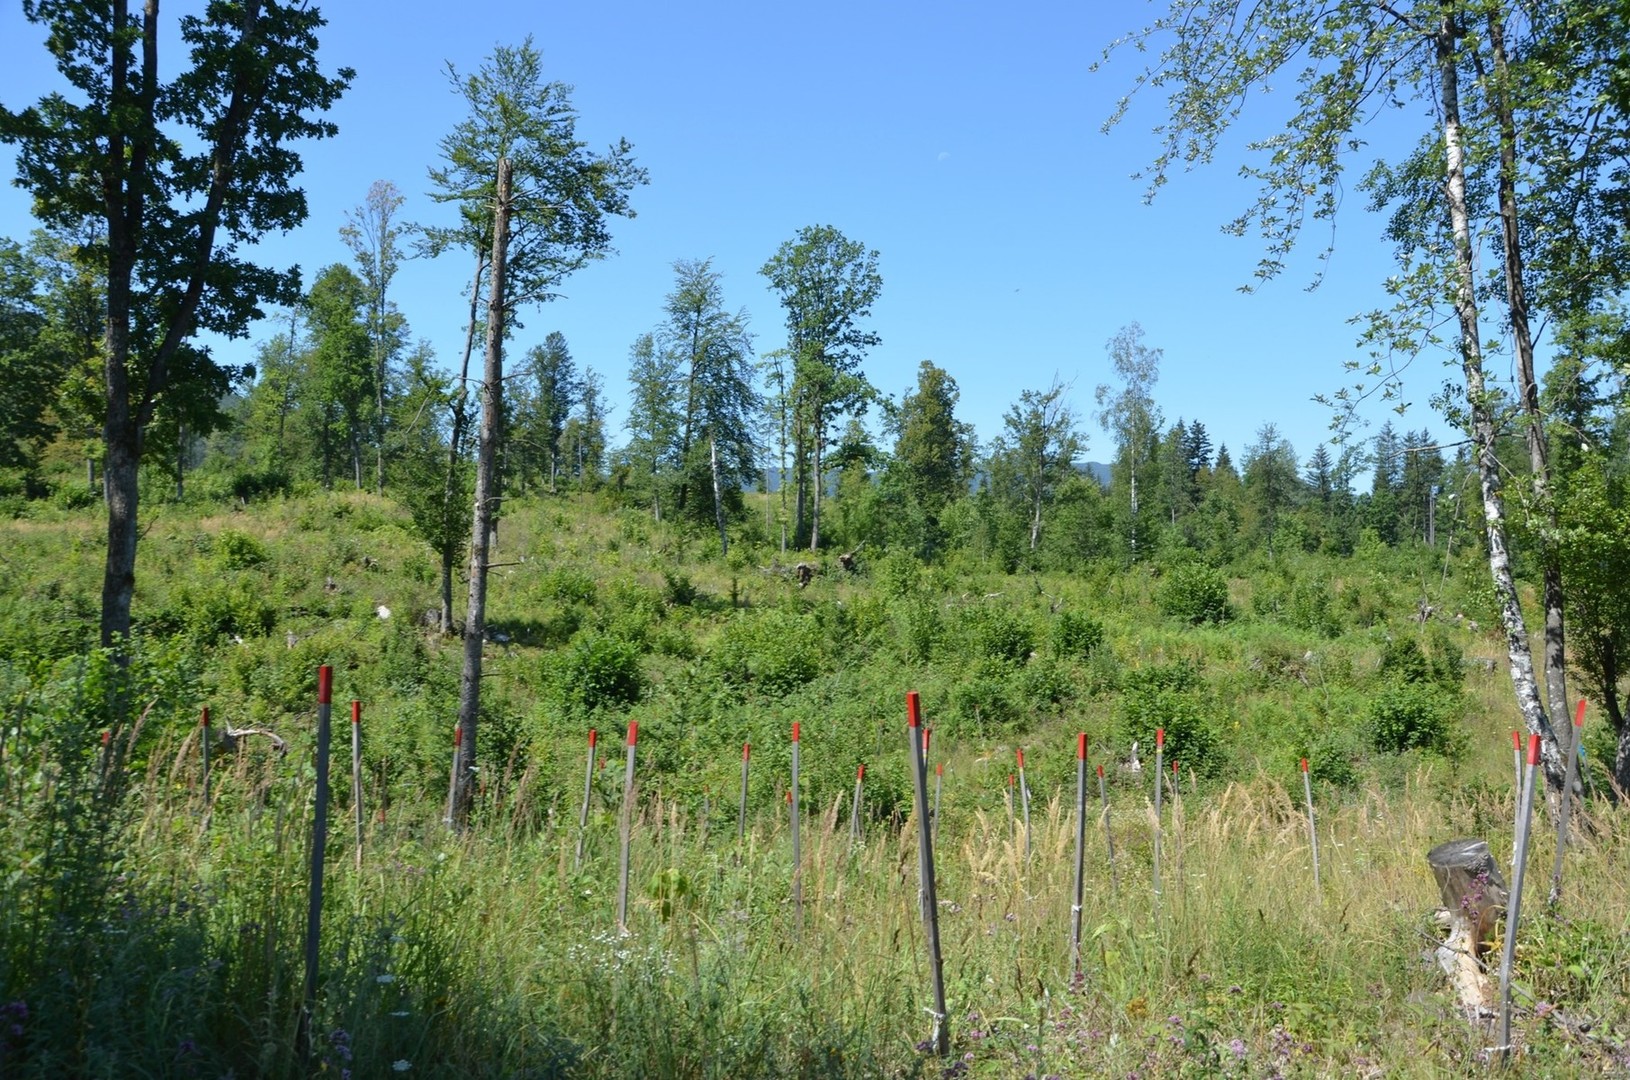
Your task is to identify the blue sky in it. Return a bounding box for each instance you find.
[0,0,1471,469]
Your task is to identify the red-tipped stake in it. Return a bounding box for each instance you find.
[616,721,639,933]
[737,741,751,843]
[1070,733,1088,977]
[790,721,802,935]
[1301,757,1321,891]
[1016,748,1033,860]
[1550,701,1588,904]
[1153,728,1165,901]
[300,666,335,1064]
[350,702,364,871]
[850,763,865,842]
[199,707,212,819]
[1498,734,1543,1063]
[574,729,598,870]
[1510,730,1524,868]
[443,725,462,827]
[906,691,949,1057]
[1098,763,1118,896]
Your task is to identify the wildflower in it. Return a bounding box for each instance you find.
[1228,1038,1247,1060]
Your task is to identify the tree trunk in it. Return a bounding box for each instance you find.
[810,400,824,552]
[710,432,728,555]
[1486,14,1570,760]
[452,157,511,830]
[1437,19,1565,796]
[100,273,138,649]
[439,547,454,636]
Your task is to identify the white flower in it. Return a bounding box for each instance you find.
[392,1061,412,1072]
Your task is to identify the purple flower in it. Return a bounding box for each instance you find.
[1228,1038,1247,1060]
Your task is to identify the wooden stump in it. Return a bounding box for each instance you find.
[1427,838,1508,1015]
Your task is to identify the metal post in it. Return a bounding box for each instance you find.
[299,666,334,1063]
[1017,748,1032,860]
[575,729,597,870]
[199,707,211,824]
[1511,730,1523,871]
[1301,757,1320,891]
[1498,734,1541,1063]
[737,741,751,843]
[616,721,638,933]
[1098,764,1118,896]
[933,762,943,841]
[1549,700,1587,905]
[850,763,864,842]
[350,701,364,871]
[907,691,949,1056]
[443,726,461,828]
[790,722,802,934]
[1070,733,1087,978]
[1153,728,1164,900]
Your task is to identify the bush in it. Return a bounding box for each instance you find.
[1156,563,1230,625]
[958,604,1034,665]
[1368,682,1460,756]
[214,529,269,571]
[1118,686,1226,777]
[709,611,824,697]
[1051,610,1105,659]
[549,633,646,716]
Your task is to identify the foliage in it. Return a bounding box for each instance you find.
[1367,681,1461,758]
[1051,609,1106,659]
[1157,563,1231,625]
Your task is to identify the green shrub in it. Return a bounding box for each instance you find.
[1118,685,1225,777]
[214,528,269,570]
[1051,609,1105,658]
[709,611,824,697]
[1156,563,1230,625]
[549,633,646,716]
[1368,682,1459,756]
[958,604,1034,665]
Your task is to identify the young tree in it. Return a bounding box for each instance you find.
[622,331,682,519]
[759,225,882,551]
[423,38,644,827]
[340,179,407,494]
[991,378,1082,553]
[1096,323,1164,558]
[303,263,374,489]
[658,258,758,550]
[514,331,579,493]
[0,0,351,649]
[890,360,974,519]
[1242,423,1302,557]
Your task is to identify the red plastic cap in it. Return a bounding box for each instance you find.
[743,741,751,760]
[627,721,638,746]
[453,725,462,746]
[1096,764,1104,778]
[906,690,922,728]
[936,762,943,776]
[1301,757,1308,773]
[924,728,931,753]
[1526,732,1541,766]
[1016,748,1025,769]
[1156,728,1165,748]
[1575,699,1587,728]
[1172,761,1179,776]
[1077,732,1087,760]
[351,701,361,724]
[792,721,800,743]
[318,665,333,704]
[101,730,110,745]
[201,707,210,728]
[1008,773,1014,786]
[588,729,598,747]
[857,764,865,780]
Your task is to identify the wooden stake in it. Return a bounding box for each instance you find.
[907,691,949,1056]
[616,721,638,933]
[1301,757,1320,891]
[1549,700,1587,905]
[1070,733,1087,978]
[299,666,334,1064]
[574,729,597,870]
[1498,734,1541,1063]
[350,701,364,871]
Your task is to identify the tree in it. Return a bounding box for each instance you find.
[991,378,1082,554]
[391,343,470,634]
[759,225,882,551]
[1096,323,1163,558]
[622,331,682,519]
[891,360,974,519]
[302,263,374,489]
[1242,423,1302,557]
[657,258,758,551]
[1,0,350,649]
[511,331,579,493]
[339,179,407,494]
[1102,0,1575,789]
[423,38,644,828]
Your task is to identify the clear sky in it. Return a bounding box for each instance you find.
[0,0,1473,469]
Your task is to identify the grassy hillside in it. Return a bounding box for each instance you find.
[0,487,1626,1077]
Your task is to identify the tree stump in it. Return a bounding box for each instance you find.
[794,562,815,588]
[1427,838,1508,1015]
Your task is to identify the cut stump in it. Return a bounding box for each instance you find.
[1427,838,1508,1016]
